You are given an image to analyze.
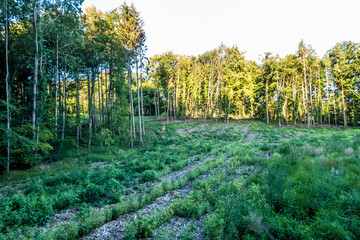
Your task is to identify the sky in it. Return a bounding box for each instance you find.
[82,0,360,62]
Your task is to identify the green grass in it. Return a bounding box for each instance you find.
[1,120,360,239]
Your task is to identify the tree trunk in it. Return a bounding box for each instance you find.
[326,75,330,125]
[104,67,109,124]
[293,75,297,125]
[205,68,212,121]
[61,65,66,142]
[157,88,160,120]
[341,79,347,127]
[32,2,39,140]
[55,35,59,139]
[215,79,220,122]
[136,57,142,142]
[303,58,310,128]
[266,77,269,124]
[5,0,11,173]
[309,69,314,125]
[128,60,136,141]
[154,87,158,118]
[167,87,170,122]
[318,69,322,125]
[87,72,95,149]
[140,55,145,135]
[76,73,80,149]
[333,89,337,126]
[98,66,102,125]
[277,78,281,127]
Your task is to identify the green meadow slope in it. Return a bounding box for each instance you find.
[1,121,359,239]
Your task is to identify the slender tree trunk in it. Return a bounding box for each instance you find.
[109,62,114,131]
[157,88,160,120]
[173,85,176,120]
[227,101,230,124]
[205,67,212,121]
[333,89,337,126]
[105,67,109,124]
[93,79,97,133]
[293,75,297,125]
[98,66,102,125]
[5,0,11,173]
[37,48,43,145]
[100,68,104,125]
[128,60,136,140]
[318,70,322,125]
[32,2,39,140]
[87,73,91,148]
[140,56,145,135]
[266,77,269,124]
[154,87,158,118]
[326,75,330,125]
[88,72,95,149]
[190,98,193,120]
[76,73,80,149]
[61,65,66,142]
[309,69,314,125]
[215,78,220,122]
[136,57,142,142]
[167,87,170,122]
[341,79,347,127]
[55,35,59,139]
[277,78,281,127]
[303,58,310,128]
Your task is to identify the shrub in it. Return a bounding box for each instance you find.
[79,184,105,204]
[265,166,288,212]
[311,209,353,240]
[77,207,111,237]
[46,221,80,240]
[53,190,79,210]
[267,214,310,239]
[98,128,114,147]
[179,223,196,240]
[23,195,54,226]
[141,169,158,182]
[205,213,225,239]
[125,208,173,239]
[172,196,208,219]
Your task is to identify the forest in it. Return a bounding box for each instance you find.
[1,0,360,239]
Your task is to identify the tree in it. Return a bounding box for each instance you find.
[327,41,360,127]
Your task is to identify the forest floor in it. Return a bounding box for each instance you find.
[1,119,360,239]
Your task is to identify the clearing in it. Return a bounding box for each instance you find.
[1,120,359,240]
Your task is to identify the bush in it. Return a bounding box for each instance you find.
[23,195,54,226]
[311,209,353,240]
[45,221,80,240]
[141,169,158,182]
[77,207,111,237]
[53,190,79,210]
[267,214,310,239]
[79,184,105,204]
[125,208,173,239]
[172,194,209,219]
[266,166,288,212]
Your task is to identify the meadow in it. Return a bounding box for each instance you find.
[0,120,359,240]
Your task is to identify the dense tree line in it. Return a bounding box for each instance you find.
[1,1,360,173]
[149,41,360,128]
[0,0,146,172]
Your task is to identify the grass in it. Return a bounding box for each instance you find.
[0,120,360,239]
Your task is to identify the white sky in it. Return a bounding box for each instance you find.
[82,0,360,62]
